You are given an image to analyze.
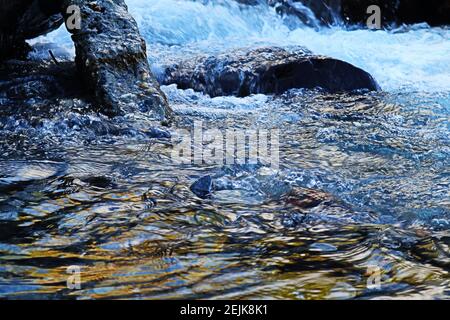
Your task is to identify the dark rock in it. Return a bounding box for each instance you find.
[0,59,82,101]
[340,0,450,27]
[340,0,401,27]
[16,0,65,40]
[241,1,449,27]
[0,0,64,39]
[0,0,64,60]
[282,186,334,209]
[268,0,341,27]
[190,175,214,198]
[162,46,380,97]
[0,36,32,62]
[1,0,173,121]
[145,127,172,139]
[235,0,261,4]
[62,0,173,119]
[0,59,94,118]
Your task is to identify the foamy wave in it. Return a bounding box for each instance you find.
[34,0,450,93]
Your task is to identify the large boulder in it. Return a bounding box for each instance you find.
[62,0,172,119]
[162,46,380,97]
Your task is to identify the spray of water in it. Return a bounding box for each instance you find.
[31,0,450,93]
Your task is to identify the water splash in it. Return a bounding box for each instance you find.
[34,0,450,92]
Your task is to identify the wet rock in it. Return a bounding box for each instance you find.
[190,175,214,198]
[145,127,172,139]
[268,0,341,27]
[279,185,361,226]
[0,59,90,115]
[62,0,173,120]
[15,0,64,40]
[234,0,261,5]
[1,0,173,121]
[162,46,380,97]
[281,186,334,209]
[230,0,342,27]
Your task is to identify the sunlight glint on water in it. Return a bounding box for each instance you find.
[3,0,450,300]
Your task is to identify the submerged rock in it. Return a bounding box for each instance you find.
[189,170,351,225]
[190,175,214,198]
[282,186,334,209]
[162,47,380,97]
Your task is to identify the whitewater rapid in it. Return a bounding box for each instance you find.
[32,0,450,93]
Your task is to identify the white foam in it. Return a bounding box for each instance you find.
[37,0,450,93]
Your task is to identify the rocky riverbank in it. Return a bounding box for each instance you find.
[1,0,173,121]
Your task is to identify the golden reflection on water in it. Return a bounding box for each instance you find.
[1,91,449,299]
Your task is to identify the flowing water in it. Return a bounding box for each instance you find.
[1,0,449,299]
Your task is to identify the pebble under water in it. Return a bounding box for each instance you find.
[0,0,449,299]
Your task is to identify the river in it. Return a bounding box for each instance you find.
[0,0,449,299]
